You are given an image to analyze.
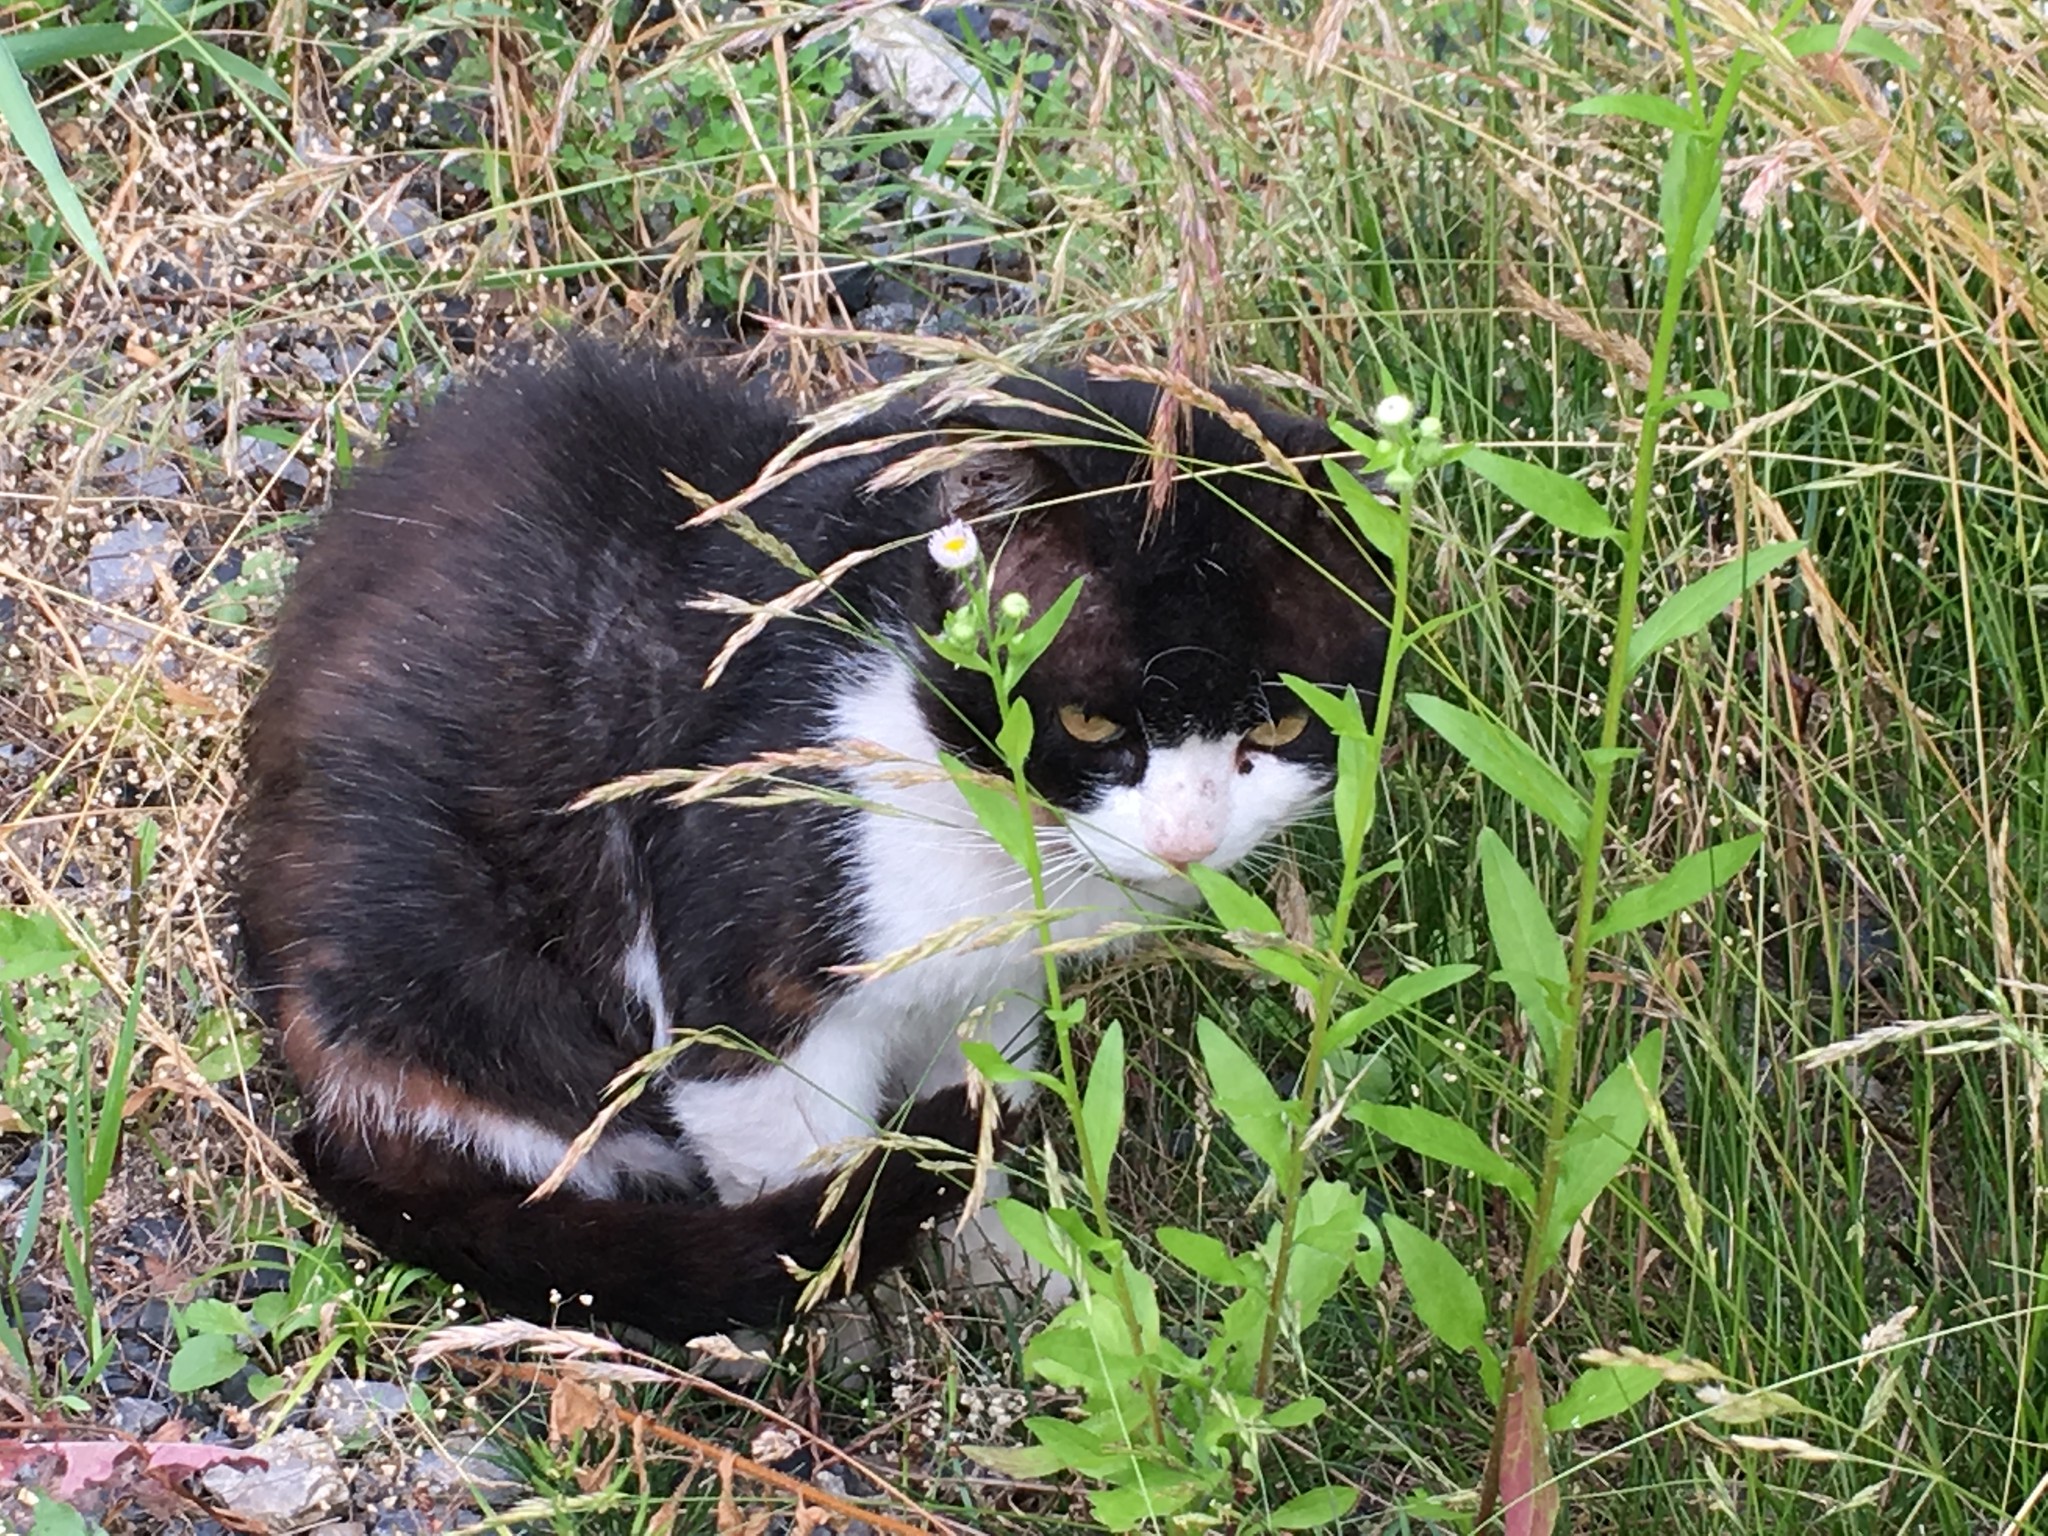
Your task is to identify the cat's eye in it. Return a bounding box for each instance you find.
[1059,705,1126,744]
[1244,712,1308,750]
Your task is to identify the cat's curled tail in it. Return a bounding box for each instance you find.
[294,1086,995,1343]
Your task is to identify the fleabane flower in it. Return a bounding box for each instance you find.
[928,518,980,571]
[1374,394,1415,431]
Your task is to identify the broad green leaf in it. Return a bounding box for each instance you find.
[1626,541,1803,674]
[1325,962,1479,1053]
[943,757,1036,870]
[1461,448,1615,542]
[177,1298,248,1336]
[0,43,110,279]
[1266,1395,1327,1429]
[1384,1214,1486,1354]
[1354,1220,1386,1286]
[1329,460,1405,563]
[1158,1226,1252,1287]
[1478,830,1569,1060]
[1091,1472,1205,1531]
[1080,1021,1125,1195]
[168,1331,247,1393]
[1280,675,1370,740]
[1333,730,1374,856]
[1567,91,1701,132]
[963,1441,1068,1478]
[1546,1362,1663,1431]
[1591,834,1763,940]
[1269,1483,1359,1530]
[1245,945,1324,992]
[1410,695,1589,841]
[1539,1030,1665,1265]
[1197,1016,1293,1174]
[1021,1414,1122,1477]
[1007,577,1085,678]
[1657,130,1723,282]
[1785,22,1919,71]
[1188,863,1284,937]
[994,1198,1080,1282]
[28,1497,91,1536]
[0,910,82,982]
[1350,1103,1535,1210]
[994,696,1033,766]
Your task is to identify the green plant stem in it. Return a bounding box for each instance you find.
[1474,56,1745,1531]
[1252,506,1413,1399]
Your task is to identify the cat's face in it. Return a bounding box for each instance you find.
[922,376,1390,897]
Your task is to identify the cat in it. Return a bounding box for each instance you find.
[237,346,1390,1345]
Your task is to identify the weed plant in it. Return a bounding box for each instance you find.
[1,0,2042,1532]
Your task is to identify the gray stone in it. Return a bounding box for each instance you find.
[366,198,439,259]
[83,615,156,667]
[97,447,187,500]
[857,301,921,334]
[201,1426,349,1532]
[313,1378,410,1440]
[234,435,312,490]
[413,1434,521,1502]
[110,1396,171,1434]
[848,10,995,124]
[87,517,179,604]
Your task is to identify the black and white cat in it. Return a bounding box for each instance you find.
[238,347,1389,1343]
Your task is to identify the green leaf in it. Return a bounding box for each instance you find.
[1409,694,1589,841]
[994,696,1034,767]
[0,23,176,73]
[1478,830,1569,1060]
[1567,91,1701,132]
[1158,1226,1252,1287]
[1007,577,1085,677]
[1197,1016,1293,1174]
[1325,962,1478,1053]
[168,1331,247,1393]
[28,1497,92,1536]
[958,1040,1063,1095]
[1785,22,1919,71]
[1328,460,1405,563]
[1460,448,1616,541]
[1626,541,1804,674]
[0,43,110,279]
[1266,1395,1327,1430]
[993,1199,1080,1282]
[1384,1214,1486,1354]
[1187,863,1285,937]
[943,757,1037,870]
[1243,944,1323,992]
[1269,1483,1359,1530]
[0,909,82,982]
[1657,129,1724,282]
[1546,1362,1664,1431]
[1280,675,1370,740]
[963,1441,1069,1478]
[1080,1021,1125,1196]
[178,1298,249,1337]
[1350,1103,1535,1210]
[1591,834,1763,941]
[1540,1030,1665,1265]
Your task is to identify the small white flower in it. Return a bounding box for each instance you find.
[999,591,1031,620]
[1418,415,1443,440]
[928,518,979,570]
[1374,394,1415,430]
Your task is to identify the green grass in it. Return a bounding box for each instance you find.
[1,0,2043,1530]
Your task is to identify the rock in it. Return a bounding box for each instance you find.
[365,197,439,259]
[310,1524,367,1536]
[110,1396,171,1435]
[856,301,921,335]
[83,615,157,668]
[97,447,187,500]
[234,435,313,490]
[848,10,996,124]
[202,1427,349,1532]
[314,1379,410,1440]
[87,517,180,604]
[413,1434,520,1502]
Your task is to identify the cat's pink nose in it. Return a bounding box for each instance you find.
[1147,829,1221,871]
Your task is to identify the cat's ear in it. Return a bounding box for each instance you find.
[935,444,1074,524]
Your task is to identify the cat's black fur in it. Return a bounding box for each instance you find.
[239,347,1388,1342]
